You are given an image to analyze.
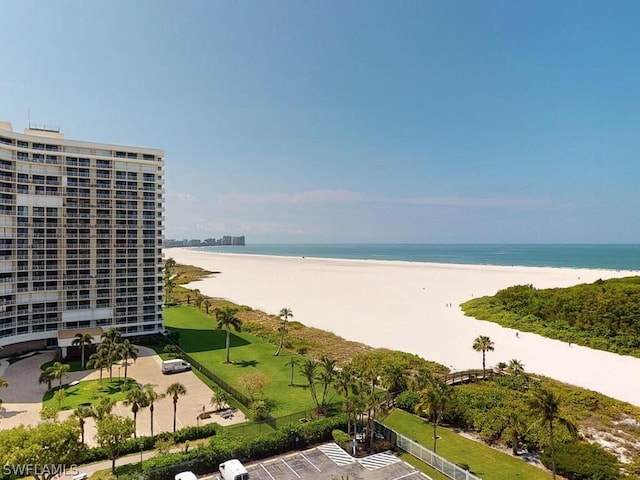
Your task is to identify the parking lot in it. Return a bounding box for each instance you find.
[213,444,431,480]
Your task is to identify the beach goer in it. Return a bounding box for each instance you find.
[516,331,519,338]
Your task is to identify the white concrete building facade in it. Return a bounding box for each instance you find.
[0,121,164,350]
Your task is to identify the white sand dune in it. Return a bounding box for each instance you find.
[167,248,640,407]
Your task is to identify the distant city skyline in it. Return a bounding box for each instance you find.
[2,2,640,243]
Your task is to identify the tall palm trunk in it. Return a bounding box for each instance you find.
[81,345,85,369]
[150,403,155,437]
[173,399,178,432]
[225,330,231,363]
[482,352,486,378]
[550,420,556,479]
[275,324,285,356]
[432,412,438,452]
[133,407,138,438]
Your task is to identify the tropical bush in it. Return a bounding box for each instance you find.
[141,415,348,480]
[462,276,640,357]
[332,429,351,447]
[76,422,219,464]
[540,441,621,480]
[395,391,420,412]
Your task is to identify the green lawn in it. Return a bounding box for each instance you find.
[383,409,551,480]
[398,453,452,480]
[42,378,136,410]
[40,359,86,372]
[164,305,332,417]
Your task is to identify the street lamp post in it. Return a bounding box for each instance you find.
[139,442,144,464]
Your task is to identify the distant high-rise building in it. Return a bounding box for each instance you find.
[0,121,164,352]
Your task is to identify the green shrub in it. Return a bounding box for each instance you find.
[395,391,420,412]
[540,441,621,480]
[141,415,347,480]
[332,429,351,445]
[75,421,218,464]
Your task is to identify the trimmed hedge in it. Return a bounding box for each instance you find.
[141,415,348,480]
[76,422,219,464]
[332,429,351,445]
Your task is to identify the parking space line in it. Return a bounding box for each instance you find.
[281,458,300,479]
[260,463,276,480]
[300,452,322,472]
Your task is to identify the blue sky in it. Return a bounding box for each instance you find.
[2,1,640,243]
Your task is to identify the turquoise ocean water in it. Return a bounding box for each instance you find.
[188,244,640,271]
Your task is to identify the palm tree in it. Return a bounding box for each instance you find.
[211,385,230,411]
[119,340,138,379]
[342,395,363,436]
[144,384,165,437]
[88,349,110,384]
[193,289,203,311]
[299,359,319,411]
[98,338,120,381]
[91,395,115,420]
[214,306,242,363]
[164,257,177,305]
[472,335,495,378]
[38,368,54,390]
[529,388,577,479]
[503,410,527,455]
[165,276,176,306]
[0,377,8,412]
[166,382,187,433]
[50,361,71,388]
[72,332,94,369]
[284,357,299,386]
[382,362,408,395]
[317,356,337,411]
[72,405,93,445]
[414,379,454,453]
[123,384,149,438]
[103,327,122,344]
[274,307,293,356]
[507,359,525,376]
[53,388,66,410]
[203,299,211,314]
[496,362,508,374]
[334,366,353,399]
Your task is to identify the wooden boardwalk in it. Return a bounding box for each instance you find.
[437,368,499,385]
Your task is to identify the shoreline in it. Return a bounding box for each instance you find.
[166,247,640,407]
[168,245,640,272]
[169,247,640,273]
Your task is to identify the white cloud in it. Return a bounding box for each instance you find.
[167,191,197,202]
[391,196,552,209]
[216,189,362,205]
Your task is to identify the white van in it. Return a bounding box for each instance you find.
[162,359,192,374]
[175,472,197,480]
[219,459,249,480]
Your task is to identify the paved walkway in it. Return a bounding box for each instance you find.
[0,346,246,445]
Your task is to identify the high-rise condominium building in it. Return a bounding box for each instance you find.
[0,121,164,353]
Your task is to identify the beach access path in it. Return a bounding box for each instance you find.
[167,247,640,407]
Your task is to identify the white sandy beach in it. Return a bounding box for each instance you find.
[168,248,640,407]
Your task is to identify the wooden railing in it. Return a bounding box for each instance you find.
[437,368,499,386]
